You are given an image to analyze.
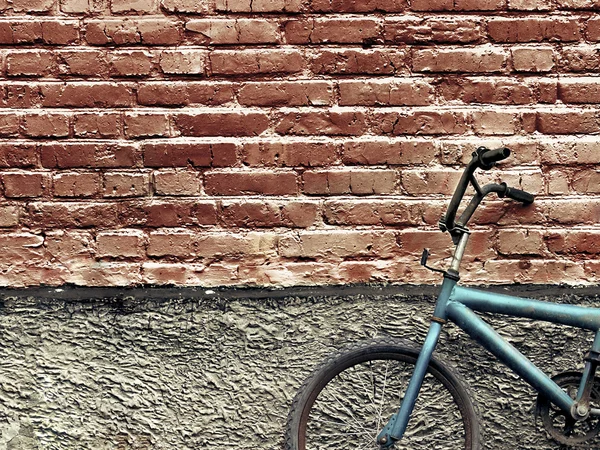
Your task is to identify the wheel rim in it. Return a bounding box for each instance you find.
[299,352,470,450]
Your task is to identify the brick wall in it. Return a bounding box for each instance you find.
[0,0,598,287]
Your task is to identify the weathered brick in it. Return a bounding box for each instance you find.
[472,111,520,135]
[558,78,600,103]
[143,142,237,167]
[512,47,555,72]
[339,79,434,106]
[279,231,398,258]
[124,112,171,138]
[205,171,298,196]
[2,173,46,198]
[311,49,408,75]
[540,139,600,164]
[41,143,138,168]
[59,50,108,77]
[23,113,70,138]
[161,0,211,13]
[12,0,54,12]
[238,81,333,107]
[537,111,600,134]
[6,51,57,77]
[160,50,207,75]
[324,200,428,226]
[175,112,269,137]
[39,83,135,108]
[103,173,150,198]
[153,169,202,196]
[0,144,38,168]
[372,111,469,135]
[74,113,121,138]
[86,19,181,46]
[384,18,482,44]
[559,46,600,72]
[498,229,546,255]
[60,0,93,13]
[0,233,46,264]
[187,19,280,44]
[310,0,407,11]
[572,169,600,194]
[220,200,318,228]
[302,169,396,195]
[111,0,158,13]
[285,18,381,44]
[241,141,338,167]
[97,230,145,258]
[276,111,368,135]
[137,82,235,106]
[53,172,101,198]
[440,78,536,104]
[413,47,507,73]
[508,0,552,9]
[215,0,304,12]
[0,113,21,136]
[0,205,20,227]
[210,50,304,75]
[489,18,580,42]
[342,140,437,165]
[109,51,154,77]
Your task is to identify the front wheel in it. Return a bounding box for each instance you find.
[285,338,480,450]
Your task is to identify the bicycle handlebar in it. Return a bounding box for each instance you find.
[440,147,534,240]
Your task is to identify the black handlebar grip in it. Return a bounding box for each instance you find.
[504,186,535,205]
[479,147,511,167]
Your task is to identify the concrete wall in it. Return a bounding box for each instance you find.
[0,285,597,449]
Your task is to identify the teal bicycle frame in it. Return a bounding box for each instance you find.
[377,231,600,447]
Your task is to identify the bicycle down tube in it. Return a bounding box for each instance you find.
[377,233,600,447]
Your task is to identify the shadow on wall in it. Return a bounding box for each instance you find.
[0,285,596,450]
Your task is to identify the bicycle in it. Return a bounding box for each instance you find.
[285,146,600,449]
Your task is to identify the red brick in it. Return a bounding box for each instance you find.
[342,140,437,165]
[59,50,109,77]
[0,21,79,45]
[74,113,121,138]
[211,50,304,75]
[572,169,600,194]
[153,169,202,196]
[124,113,170,138]
[0,233,46,264]
[136,201,217,227]
[109,51,153,77]
[41,143,138,168]
[147,230,278,258]
[413,47,507,73]
[512,47,555,72]
[143,142,237,167]
[410,0,452,9]
[41,21,80,45]
[559,46,600,72]
[86,19,180,45]
[324,200,428,225]
[279,230,397,258]
[339,79,434,106]
[23,113,70,138]
[97,230,145,259]
[24,202,121,229]
[497,229,546,256]
[137,82,234,106]
[508,0,552,9]
[285,18,381,44]
[276,111,368,135]
[160,50,207,75]
[311,49,408,75]
[238,81,333,107]
[0,205,20,227]
[547,231,600,255]
[205,171,298,196]
[402,169,462,195]
[558,78,600,103]
[544,199,600,224]
[537,111,600,134]
[60,0,94,13]
[6,51,57,77]
[3,84,42,108]
[161,0,210,12]
[440,78,535,104]
[310,0,406,11]
[540,139,600,164]
[0,144,38,168]
[384,18,482,44]
[39,83,134,108]
[241,141,338,167]
[488,18,581,43]
[373,111,468,135]
[103,173,150,198]
[220,200,318,227]
[587,18,600,41]
[473,111,520,135]
[175,112,269,137]
[111,0,158,13]
[0,113,21,136]
[12,0,54,12]
[302,169,396,195]
[215,0,304,12]
[556,0,600,8]
[187,19,280,44]
[411,0,506,9]
[2,173,45,198]
[53,172,101,198]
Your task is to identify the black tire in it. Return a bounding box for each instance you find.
[285,338,480,450]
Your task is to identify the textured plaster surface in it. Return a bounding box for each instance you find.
[0,285,597,449]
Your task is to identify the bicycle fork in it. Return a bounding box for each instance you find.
[377,276,458,447]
